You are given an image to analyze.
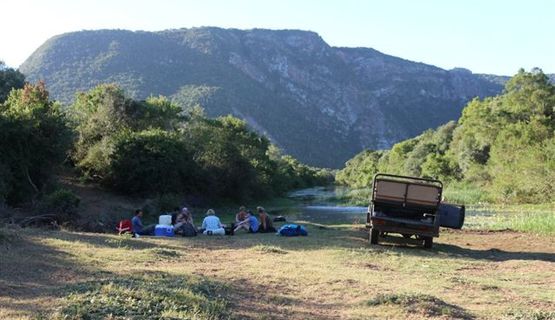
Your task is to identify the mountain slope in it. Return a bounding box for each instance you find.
[20,27,504,167]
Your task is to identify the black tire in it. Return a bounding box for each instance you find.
[423,236,433,249]
[402,234,412,239]
[370,228,379,244]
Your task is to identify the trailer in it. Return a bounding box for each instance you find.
[367,173,444,248]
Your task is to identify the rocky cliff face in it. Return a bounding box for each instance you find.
[20,27,504,168]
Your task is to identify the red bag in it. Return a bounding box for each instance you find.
[117,219,133,234]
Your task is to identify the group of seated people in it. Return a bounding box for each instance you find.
[130,205,276,236]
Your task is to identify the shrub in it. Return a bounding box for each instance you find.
[0,82,72,205]
[41,189,81,223]
[107,130,199,195]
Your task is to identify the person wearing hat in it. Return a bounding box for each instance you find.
[201,209,225,235]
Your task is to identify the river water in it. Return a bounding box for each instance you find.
[280,186,485,227]
[272,187,368,224]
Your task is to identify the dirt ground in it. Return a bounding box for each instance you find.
[0,224,553,319]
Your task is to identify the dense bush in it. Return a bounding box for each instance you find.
[107,130,199,195]
[70,84,329,202]
[337,69,555,204]
[0,61,25,103]
[0,82,72,204]
[40,189,81,223]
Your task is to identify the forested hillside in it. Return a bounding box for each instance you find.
[337,69,555,204]
[20,28,505,167]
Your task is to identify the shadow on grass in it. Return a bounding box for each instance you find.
[367,232,555,263]
[432,242,555,263]
[44,230,164,250]
[0,230,117,317]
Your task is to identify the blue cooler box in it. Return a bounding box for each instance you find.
[438,203,465,229]
[154,224,174,237]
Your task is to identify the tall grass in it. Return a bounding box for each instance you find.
[465,204,555,235]
[490,206,555,235]
[442,182,488,205]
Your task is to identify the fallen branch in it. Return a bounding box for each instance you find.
[19,214,58,227]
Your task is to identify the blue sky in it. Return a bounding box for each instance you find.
[1,0,553,75]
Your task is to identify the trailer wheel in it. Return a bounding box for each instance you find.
[370,228,379,244]
[423,236,433,249]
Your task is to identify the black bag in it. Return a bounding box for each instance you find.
[176,222,197,237]
[224,225,234,236]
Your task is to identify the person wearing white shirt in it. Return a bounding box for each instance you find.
[201,209,225,235]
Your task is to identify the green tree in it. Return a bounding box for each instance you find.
[0,82,72,204]
[107,130,199,195]
[0,61,25,103]
[71,84,183,179]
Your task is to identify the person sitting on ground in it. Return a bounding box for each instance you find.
[171,207,180,225]
[181,207,194,225]
[257,206,276,233]
[234,210,260,233]
[131,209,155,236]
[174,208,197,236]
[201,209,225,235]
[174,208,192,229]
[235,206,248,224]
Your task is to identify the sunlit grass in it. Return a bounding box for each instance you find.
[465,204,555,235]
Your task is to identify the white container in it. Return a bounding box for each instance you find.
[159,215,172,226]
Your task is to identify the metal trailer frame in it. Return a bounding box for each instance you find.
[367,173,443,248]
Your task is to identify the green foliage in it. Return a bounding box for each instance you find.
[108,130,198,195]
[338,69,555,204]
[336,150,383,188]
[54,273,229,320]
[0,82,72,204]
[70,84,327,202]
[40,189,81,223]
[0,61,25,103]
[269,146,334,193]
[71,84,183,179]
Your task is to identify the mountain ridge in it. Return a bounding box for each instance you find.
[20,27,506,167]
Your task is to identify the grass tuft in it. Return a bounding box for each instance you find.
[367,293,474,319]
[145,248,181,258]
[503,310,555,320]
[251,244,288,254]
[53,272,229,320]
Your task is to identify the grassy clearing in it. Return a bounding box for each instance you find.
[1,222,553,320]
